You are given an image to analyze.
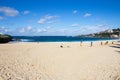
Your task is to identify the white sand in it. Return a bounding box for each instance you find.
[0,41,120,80]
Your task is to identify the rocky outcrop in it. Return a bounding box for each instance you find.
[0,34,12,43]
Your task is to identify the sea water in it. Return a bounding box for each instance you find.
[12,36,119,42]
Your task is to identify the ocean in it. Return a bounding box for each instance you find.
[12,36,118,42]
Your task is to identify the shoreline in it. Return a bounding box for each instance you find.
[12,36,120,43]
[9,39,120,44]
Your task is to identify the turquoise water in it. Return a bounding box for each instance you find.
[12,36,119,42]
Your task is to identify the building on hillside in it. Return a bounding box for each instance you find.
[104,29,113,33]
[110,34,118,38]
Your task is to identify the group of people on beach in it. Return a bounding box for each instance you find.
[60,41,113,48]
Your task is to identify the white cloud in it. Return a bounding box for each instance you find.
[47,21,54,24]
[36,28,47,33]
[36,29,42,33]
[0,27,11,34]
[57,24,111,35]
[0,24,112,36]
[36,26,52,33]
[0,7,19,17]
[38,19,46,24]
[0,16,4,20]
[19,26,51,34]
[19,28,25,33]
[59,29,67,33]
[84,13,92,17]
[71,23,80,27]
[73,10,78,14]
[19,26,35,33]
[80,24,110,34]
[17,24,111,35]
[38,15,59,24]
[23,10,30,15]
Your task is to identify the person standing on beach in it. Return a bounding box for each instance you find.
[80,41,82,46]
[91,42,93,47]
[101,42,103,45]
[112,41,114,44]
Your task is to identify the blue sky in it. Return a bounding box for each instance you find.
[0,0,120,36]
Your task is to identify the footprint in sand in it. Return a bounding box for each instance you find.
[0,65,23,80]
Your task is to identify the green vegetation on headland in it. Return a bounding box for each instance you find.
[78,28,120,38]
[0,34,13,43]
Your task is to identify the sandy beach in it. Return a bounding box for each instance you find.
[0,41,120,80]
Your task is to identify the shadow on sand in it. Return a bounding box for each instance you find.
[109,42,120,53]
[110,43,120,49]
[110,46,120,48]
[115,50,120,53]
